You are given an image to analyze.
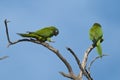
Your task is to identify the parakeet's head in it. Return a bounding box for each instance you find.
[50,26,59,36]
[93,23,101,27]
[54,28,59,36]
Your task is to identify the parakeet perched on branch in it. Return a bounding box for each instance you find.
[17,26,59,42]
[89,23,103,57]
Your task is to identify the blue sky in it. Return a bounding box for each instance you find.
[0,0,120,80]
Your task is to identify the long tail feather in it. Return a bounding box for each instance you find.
[17,33,39,38]
[96,40,102,57]
[17,33,32,37]
[17,33,43,41]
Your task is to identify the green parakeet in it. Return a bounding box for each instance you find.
[89,23,103,57]
[17,26,59,42]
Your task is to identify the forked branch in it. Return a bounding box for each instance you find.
[78,39,104,79]
[67,47,93,80]
[88,54,108,74]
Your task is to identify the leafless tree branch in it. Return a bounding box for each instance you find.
[78,39,103,80]
[78,44,95,79]
[88,54,108,74]
[66,47,82,69]
[66,47,93,80]
[59,72,76,79]
[0,56,9,60]
[4,19,12,44]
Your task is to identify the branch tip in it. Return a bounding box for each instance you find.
[88,54,108,73]
[0,56,9,60]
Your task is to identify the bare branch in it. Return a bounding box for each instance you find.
[78,39,103,79]
[40,42,74,74]
[88,54,108,74]
[4,19,12,44]
[59,72,76,79]
[78,44,95,79]
[82,44,95,68]
[66,47,82,70]
[0,56,9,60]
[4,19,74,76]
[67,47,93,80]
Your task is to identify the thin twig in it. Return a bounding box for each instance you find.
[4,19,74,78]
[0,56,9,60]
[88,54,108,74]
[66,47,82,70]
[4,19,12,44]
[67,47,93,80]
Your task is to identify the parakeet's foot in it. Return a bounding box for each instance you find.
[47,38,55,43]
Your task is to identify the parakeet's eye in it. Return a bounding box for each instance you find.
[54,29,59,36]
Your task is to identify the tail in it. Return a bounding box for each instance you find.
[96,40,102,57]
[17,33,33,37]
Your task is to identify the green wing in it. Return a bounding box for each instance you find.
[17,33,46,42]
[35,26,59,38]
[17,33,38,38]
